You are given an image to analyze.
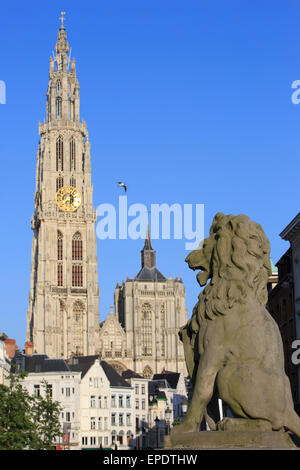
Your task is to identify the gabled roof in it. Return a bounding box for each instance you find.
[280,212,300,241]
[100,361,131,388]
[68,355,99,378]
[68,356,131,388]
[99,311,126,337]
[149,379,169,394]
[122,369,144,380]
[152,372,180,389]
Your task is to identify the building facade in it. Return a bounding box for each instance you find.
[25,17,188,383]
[268,213,300,414]
[121,370,150,449]
[99,228,188,378]
[68,356,135,449]
[26,18,99,358]
[15,352,81,449]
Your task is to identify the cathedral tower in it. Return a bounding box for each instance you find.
[26,15,99,358]
[113,227,188,377]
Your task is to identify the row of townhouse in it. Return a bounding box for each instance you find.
[11,351,188,450]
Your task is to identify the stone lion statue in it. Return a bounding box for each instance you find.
[175,212,300,437]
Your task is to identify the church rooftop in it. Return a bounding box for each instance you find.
[135,266,166,282]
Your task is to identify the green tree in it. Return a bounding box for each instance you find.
[0,373,62,450]
[33,381,62,449]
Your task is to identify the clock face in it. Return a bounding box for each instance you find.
[56,186,81,212]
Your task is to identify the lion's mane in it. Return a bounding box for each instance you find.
[194,213,271,323]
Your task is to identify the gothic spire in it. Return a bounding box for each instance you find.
[47,12,80,123]
[53,11,71,74]
[144,222,153,251]
[141,222,156,269]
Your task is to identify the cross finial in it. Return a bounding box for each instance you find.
[60,11,66,28]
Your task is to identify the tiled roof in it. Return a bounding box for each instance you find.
[152,372,180,389]
[68,355,99,378]
[100,361,131,388]
[20,354,70,373]
[122,369,144,379]
[135,266,166,282]
[68,356,132,388]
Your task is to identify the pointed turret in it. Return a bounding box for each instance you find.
[55,13,70,62]
[141,223,156,269]
[134,223,166,281]
[47,12,80,123]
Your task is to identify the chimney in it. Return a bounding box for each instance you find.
[25,341,33,355]
[4,338,18,358]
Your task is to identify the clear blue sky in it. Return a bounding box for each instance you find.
[0,0,299,348]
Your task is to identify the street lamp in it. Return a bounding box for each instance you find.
[182,397,188,416]
[165,407,171,435]
[154,416,160,449]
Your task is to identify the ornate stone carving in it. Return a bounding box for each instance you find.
[173,212,300,440]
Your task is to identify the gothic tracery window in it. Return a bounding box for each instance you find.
[56,80,61,95]
[72,232,82,260]
[57,228,63,285]
[73,301,84,355]
[56,176,64,191]
[70,138,76,171]
[56,136,64,171]
[72,264,83,287]
[57,263,63,287]
[141,303,152,356]
[57,231,63,260]
[59,300,65,357]
[72,233,83,286]
[56,97,62,119]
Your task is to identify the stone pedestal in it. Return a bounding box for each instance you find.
[164,431,298,449]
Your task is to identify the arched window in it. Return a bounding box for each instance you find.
[72,232,82,260]
[141,303,152,357]
[56,97,62,119]
[57,263,63,286]
[68,98,71,120]
[56,176,64,191]
[72,265,83,287]
[59,300,66,357]
[111,430,117,445]
[56,136,63,171]
[57,231,63,260]
[70,138,76,170]
[70,176,76,188]
[73,301,84,355]
[56,80,61,95]
[118,430,124,445]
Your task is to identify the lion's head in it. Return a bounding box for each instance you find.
[186,213,271,320]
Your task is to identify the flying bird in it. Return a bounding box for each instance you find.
[118,181,127,192]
